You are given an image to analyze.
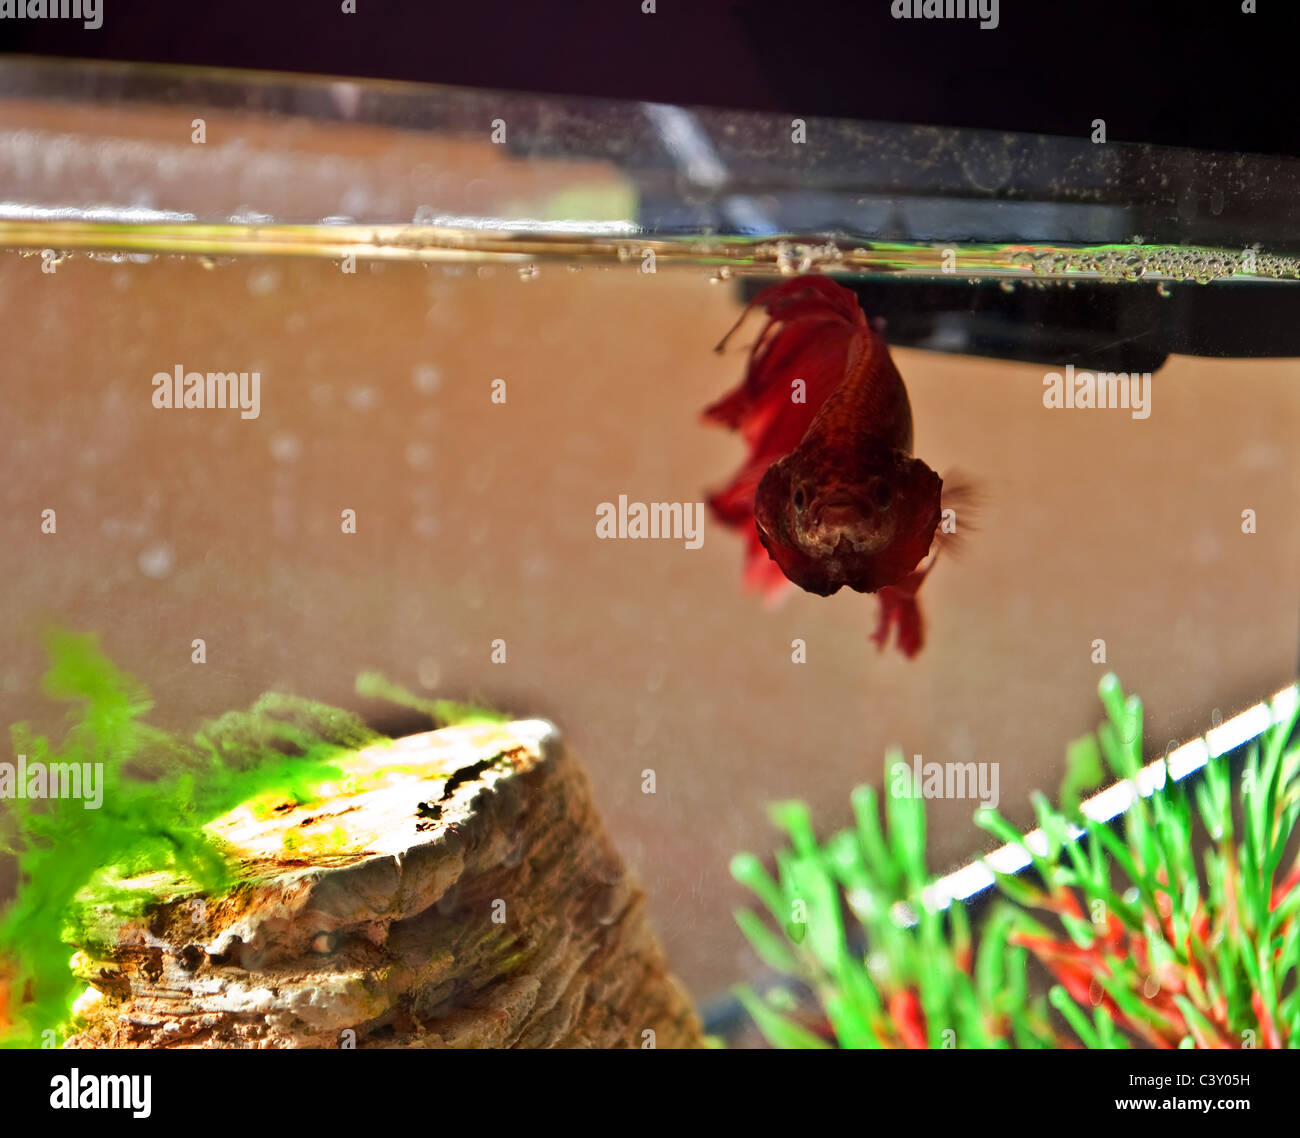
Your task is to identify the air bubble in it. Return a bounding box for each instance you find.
[773,240,836,275]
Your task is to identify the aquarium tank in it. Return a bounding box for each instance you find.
[0,56,1297,1056]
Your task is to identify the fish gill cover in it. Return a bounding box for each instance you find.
[0,629,504,1047]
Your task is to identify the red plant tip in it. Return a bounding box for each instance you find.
[888,989,929,1049]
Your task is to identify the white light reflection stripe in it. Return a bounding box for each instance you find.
[0,202,196,223]
[0,204,643,235]
[403,214,640,235]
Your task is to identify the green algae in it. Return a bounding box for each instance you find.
[355,671,508,729]
[0,632,509,1048]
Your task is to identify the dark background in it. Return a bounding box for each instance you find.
[0,0,1295,158]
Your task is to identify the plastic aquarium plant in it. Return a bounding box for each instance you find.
[0,630,504,1047]
[731,674,1300,1048]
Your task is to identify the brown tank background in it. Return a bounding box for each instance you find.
[1,252,1297,1005]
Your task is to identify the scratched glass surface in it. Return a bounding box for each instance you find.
[0,58,1298,1045]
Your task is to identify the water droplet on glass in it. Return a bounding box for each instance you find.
[521,554,550,580]
[413,364,441,394]
[517,264,539,281]
[405,441,433,469]
[138,541,175,579]
[270,431,302,463]
[417,657,441,689]
[459,576,486,610]
[1192,532,1220,565]
[346,386,379,411]
[247,265,279,296]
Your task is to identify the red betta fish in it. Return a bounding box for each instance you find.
[704,275,963,658]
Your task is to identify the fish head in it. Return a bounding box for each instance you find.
[753,440,942,595]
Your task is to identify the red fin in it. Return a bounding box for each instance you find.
[706,462,794,601]
[704,277,865,451]
[743,528,794,600]
[870,564,932,658]
[706,460,767,528]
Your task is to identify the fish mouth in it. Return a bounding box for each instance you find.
[802,494,894,555]
[816,491,856,511]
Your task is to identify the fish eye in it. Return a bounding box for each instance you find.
[792,486,806,512]
[871,479,893,510]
